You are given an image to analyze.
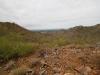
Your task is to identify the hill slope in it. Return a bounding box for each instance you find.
[66,24,100,44]
[44,24,100,45]
[0,22,100,75]
[0,22,35,42]
[0,22,38,61]
[0,22,100,61]
[1,22,100,45]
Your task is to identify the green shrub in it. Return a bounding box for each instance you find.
[0,36,38,61]
[51,38,67,47]
[71,38,87,45]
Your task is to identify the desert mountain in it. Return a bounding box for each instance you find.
[0,22,36,42]
[0,22,100,45]
[0,22,100,75]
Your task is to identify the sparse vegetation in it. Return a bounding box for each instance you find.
[0,22,100,62]
[4,60,15,71]
[66,25,100,45]
[28,58,39,68]
[9,65,28,75]
[0,22,100,75]
[71,38,87,45]
[0,36,38,61]
[51,38,68,47]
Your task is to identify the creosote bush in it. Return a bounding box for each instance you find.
[0,36,38,61]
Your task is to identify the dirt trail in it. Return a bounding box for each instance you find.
[0,45,100,75]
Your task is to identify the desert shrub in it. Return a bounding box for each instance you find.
[4,60,15,71]
[16,43,38,57]
[51,38,67,47]
[0,36,38,61]
[9,65,28,75]
[71,38,87,45]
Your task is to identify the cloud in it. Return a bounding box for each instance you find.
[0,0,100,30]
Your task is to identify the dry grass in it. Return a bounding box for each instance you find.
[4,60,15,71]
[27,58,39,68]
[9,65,28,75]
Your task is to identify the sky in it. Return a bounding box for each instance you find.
[0,0,100,30]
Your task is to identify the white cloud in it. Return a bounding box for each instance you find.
[0,0,100,30]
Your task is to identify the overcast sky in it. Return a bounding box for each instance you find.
[0,0,100,30]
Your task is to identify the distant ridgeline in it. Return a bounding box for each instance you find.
[31,24,100,45]
[0,22,100,45]
[30,29,68,33]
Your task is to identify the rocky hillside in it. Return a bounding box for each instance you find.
[1,22,100,45]
[0,22,100,75]
[0,45,100,75]
[46,24,100,45]
[0,22,39,62]
[66,24,100,39]
[66,24,100,44]
[0,22,35,42]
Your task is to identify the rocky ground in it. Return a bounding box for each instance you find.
[0,45,100,75]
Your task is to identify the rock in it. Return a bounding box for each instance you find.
[40,59,50,68]
[7,70,10,73]
[16,64,19,67]
[44,55,48,58]
[92,51,96,54]
[40,59,45,65]
[26,69,34,75]
[42,71,47,75]
[64,73,74,75]
[0,67,2,69]
[92,70,98,75]
[75,65,92,75]
[53,68,61,73]
[26,60,29,62]
[90,74,95,75]
[54,73,60,75]
[22,59,24,62]
[39,68,47,75]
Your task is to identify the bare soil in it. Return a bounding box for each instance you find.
[0,45,100,75]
